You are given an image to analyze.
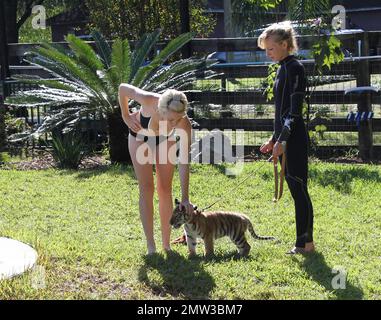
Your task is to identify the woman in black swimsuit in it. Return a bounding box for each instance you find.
[258,23,315,255]
[118,84,193,255]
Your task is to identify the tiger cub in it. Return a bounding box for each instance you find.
[170,199,275,257]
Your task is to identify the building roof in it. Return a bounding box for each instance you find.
[46,6,89,26]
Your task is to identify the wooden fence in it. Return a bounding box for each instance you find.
[2,31,381,159]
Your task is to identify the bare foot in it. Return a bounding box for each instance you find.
[286,243,316,255]
[286,247,306,255]
[147,244,156,255]
[305,242,316,252]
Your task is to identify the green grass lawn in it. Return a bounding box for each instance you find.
[0,162,380,300]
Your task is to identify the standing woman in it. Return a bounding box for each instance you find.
[258,23,315,254]
[118,84,194,255]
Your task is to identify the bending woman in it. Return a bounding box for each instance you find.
[118,84,194,255]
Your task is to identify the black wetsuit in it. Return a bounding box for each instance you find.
[272,55,314,248]
[129,113,171,146]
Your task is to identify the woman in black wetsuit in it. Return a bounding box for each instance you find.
[258,23,315,255]
[118,84,194,255]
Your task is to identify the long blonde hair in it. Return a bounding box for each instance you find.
[258,22,299,54]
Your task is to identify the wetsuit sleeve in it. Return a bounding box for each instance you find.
[277,63,306,142]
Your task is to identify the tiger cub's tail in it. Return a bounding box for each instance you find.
[247,220,276,241]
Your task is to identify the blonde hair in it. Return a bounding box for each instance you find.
[258,22,299,54]
[158,89,188,114]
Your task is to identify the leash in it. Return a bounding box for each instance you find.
[272,150,286,202]
[201,156,273,212]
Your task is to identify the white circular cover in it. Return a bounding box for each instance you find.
[0,237,38,280]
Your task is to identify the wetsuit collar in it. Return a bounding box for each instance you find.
[279,55,295,65]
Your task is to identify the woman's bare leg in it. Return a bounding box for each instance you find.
[129,135,156,254]
[155,139,176,251]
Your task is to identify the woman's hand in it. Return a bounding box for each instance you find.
[272,142,284,163]
[123,111,142,133]
[180,199,194,216]
[260,139,274,154]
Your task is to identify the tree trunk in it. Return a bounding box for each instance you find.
[223,0,233,37]
[5,0,19,44]
[179,0,191,58]
[0,102,6,152]
[0,0,11,80]
[106,111,132,164]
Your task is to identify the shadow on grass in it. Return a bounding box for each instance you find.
[210,161,273,181]
[56,164,137,180]
[309,166,381,194]
[138,251,215,299]
[297,252,364,300]
[206,163,238,179]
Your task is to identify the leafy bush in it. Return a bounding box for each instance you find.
[0,152,11,163]
[50,132,86,169]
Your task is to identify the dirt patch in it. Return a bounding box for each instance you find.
[0,153,111,171]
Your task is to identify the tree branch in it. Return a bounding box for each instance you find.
[16,0,45,30]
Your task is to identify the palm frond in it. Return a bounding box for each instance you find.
[35,107,82,136]
[132,32,194,87]
[24,54,81,84]
[66,33,105,74]
[12,75,80,93]
[110,39,132,85]
[7,88,89,106]
[32,45,102,92]
[146,58,217,87]
[130,29,161,81]
[31,43,112,108]
[91,30,112,68]
[23,58,100,98]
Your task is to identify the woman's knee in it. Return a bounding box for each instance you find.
[156,181,172,198]
[139,182,155,198]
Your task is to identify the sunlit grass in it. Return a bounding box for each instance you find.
[0,162,380,299]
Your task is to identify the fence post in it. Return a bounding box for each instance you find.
[356,32,373,160]
[0,95,5,152]
[179,0,191,59]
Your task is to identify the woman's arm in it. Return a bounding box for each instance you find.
[118,83,161,131]
[176,116,193,213]
[118,83,160,114]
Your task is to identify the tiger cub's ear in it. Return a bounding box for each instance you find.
[175,198,180,206]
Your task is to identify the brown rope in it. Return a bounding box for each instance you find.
[273,151,286,202]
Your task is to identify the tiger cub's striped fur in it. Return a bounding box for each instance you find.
[170,199,275,257]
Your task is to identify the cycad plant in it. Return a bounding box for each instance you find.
[6,29,217,163]
[50,131,86,170]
